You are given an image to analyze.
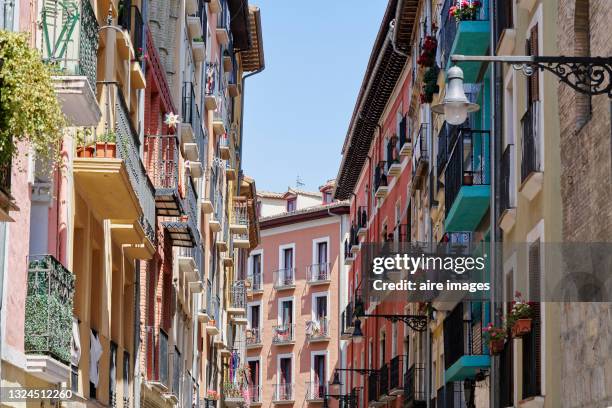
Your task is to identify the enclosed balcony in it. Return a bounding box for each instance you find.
[40,0,101,126]
[307,262,331,284]
[443,304,490,383]
[306,318,330,342]
[223,382,246,407]
[411,124,429,192]
[403,364,426,408]
[24,255,74,383]
[444,129,490,232]
[273,383,294,403]
[74,85,155,259]
[273,268,295,290]
[228,280,247,316]
[145,134,181,216]
[272,324,295,345]
[162,178,199,247]
[306,382,327,402]
[374,161,389,199]
[520,102,543,200]
[439,0,490,83]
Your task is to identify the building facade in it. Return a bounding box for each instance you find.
[245,183,349,407]
[0,0,264,407]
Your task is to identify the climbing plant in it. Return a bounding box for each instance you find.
[0,31,65,169]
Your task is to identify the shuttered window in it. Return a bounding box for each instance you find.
[527,25,540,103]
[523,240,542,398]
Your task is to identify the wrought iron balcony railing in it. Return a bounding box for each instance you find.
[24,255,75,365]
[388,356,404,393]
[444,129,490,217]
[307,262,331,283]
[249,385,262,403]
[223,382,245,401]
[386,138,400,170]
[247,273,262,292]
[403,363,426,405]
[306,382,327,400]
[246,327,261,346]
[144,134,181,215]
[374,160,388,192]
[40,0,99,91]
[443,317,486,371]
[273,383,294,401]
[230,280,247,310]
[399,115,410,147]
[206,280,220,326]
[379,363,389,398]
[521,102,541,183]
[357,206,368,230]
[367,372,379,403]
[306,317,330,341]
[341,302,354,336]
[171,346,182,398]
[500,143,514,216]
[411,124,429,186]
[273,268,295,289]
[272,324,295,344]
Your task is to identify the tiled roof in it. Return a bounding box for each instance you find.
[259,201,350,222]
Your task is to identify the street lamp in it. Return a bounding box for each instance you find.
[352,318,364,343]
[432,65,479,125]
[432,55,612,123]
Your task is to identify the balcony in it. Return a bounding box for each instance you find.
[246,327,262,349]
[499,144,516,232]
[443,306,490,383]
[520,102,543,200]
[273,383,294,403]
[187,8,203,39]
[378,363,394,402]
[307,262,331,284]
[74,85,155,259]
[374,161,389,199]
[216,1,231,46]
[176,245,202,292]
[356,206,368,238]
[439,0,490,83]
[216,221,229,251]
[247,273,263,294]
[230,201,248,233]
[145,328,169,391]
[223,383,245,407]
[213,104,228,137]
[272,324,295,345]
[306,318,330,342]
[386,137,402,177]
[145,135,181,216]
[219,132,231,159]
[273,268,295,290]
[388,356,405,396]
[228,280,247,316]
[117,3,146,87]
[40,0,101,126]
[444,129,490,232]
[367,372,384,407]
[163,179,200,247]
[306,382,327,402]
[399,116,412,156]
[24,255,74,383]
[205,288,220,336]
[205,63,219,110]
[344,238,355,266]
[403,364,426,408]
[233,232,250,248]
[411,124,429,192]
[182,83,206,178]
[248,385,262,405]
[340,302,354,340]
[0,158,17,221]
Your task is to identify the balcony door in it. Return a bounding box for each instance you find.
[317,241,327,277]
[249,360,260,398]
[279,356,292,399]
[313,354,326,395]
[282,247,293,283]
[314,295,327,322]
[280,299,293,326]
[249,304,260,329]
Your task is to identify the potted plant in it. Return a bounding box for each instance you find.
[420,66,440,105]
[483,322,507,355]
[94,131,117,158]
[463,171,474,185]
[508,291,534,338]
[449,0,482,22]
[417,36,437,68]
[207,390,219,401]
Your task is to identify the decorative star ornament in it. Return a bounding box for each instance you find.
[164,112,180,129]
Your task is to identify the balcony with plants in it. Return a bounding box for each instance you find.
[305,317,330,342]
[307,262,331,285]
[24,255,75,383]
[443,128,490,232]
[74,84,156,259]
[272,323,295,345]
[39,0,101,126]
[228,280,247,316]
[443,303,490,384]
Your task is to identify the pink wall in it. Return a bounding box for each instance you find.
[248,214,342,406]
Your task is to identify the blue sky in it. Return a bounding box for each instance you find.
[241,1,387,193]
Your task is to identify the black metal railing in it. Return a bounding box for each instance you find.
[386,137,400,169]
[521,102,540,183]
[389,356,403,392]
[439,0,489,69]
[272,324,295,344]
[171,347,182,398]
[444,315,486,371]
[399,115,409,147]
[444,129,490,217]
[437,122,462,176]
[367,372,379,403]
[341,302,354,336]
[403,364,425,404]
[273,268,295,288]
[130,5,144,68]
[182,82,198,131]
[273,383,293,401]
[413,124,429,173]
[248,272,262,291]
[500,144,513,215]
[145,135,179,191]
[357,206,368,229]
[307,262,331,282]
[306,382,327,400]
[230,280,246,309]
[24,255,75,365]
[379,363,389,397]
[374,161,388,192]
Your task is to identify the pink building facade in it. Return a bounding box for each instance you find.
[245,184,349,406]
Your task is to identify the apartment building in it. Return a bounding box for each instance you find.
[245,182,349,406]
[0,0,264,407]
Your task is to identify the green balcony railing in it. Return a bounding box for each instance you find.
[40,0,99,92]
[25,254,75,365]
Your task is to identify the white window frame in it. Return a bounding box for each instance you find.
[310,350,329,384]
[246,356,262,387]
[249,249,264,278]
[278,243,296,271]
[247,300,262,330]
[311,291,330,321]
[277,296,295,326]
[311,236,330,267]
[277,353,294,384]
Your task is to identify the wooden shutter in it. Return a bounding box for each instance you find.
[523,240,542,398]
[527,25,540,102]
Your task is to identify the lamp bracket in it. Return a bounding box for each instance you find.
[362,313,428,332]
[451,55,612,97]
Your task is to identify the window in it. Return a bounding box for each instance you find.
[312,353,326,398]
[379,332,386,366]
[391,322,398,358]
[313,239,329,280]
[312,293,328,321]
[256,200,262,218]
[250,253,262,289]
[248,359,261,402]
[279,298,293,325]
[286,198,296,212]
[0,0,15,31]
[323,190,333,204]
[277,355,293,400]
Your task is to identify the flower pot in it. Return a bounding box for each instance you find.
[511,318,532,338]
[95,142,117,158]
[77,146,95,158]
[489,339,505,355]
[463,173,474,185]
[180,215,189,222]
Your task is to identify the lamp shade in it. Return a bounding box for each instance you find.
[352,319,364,343]
[432,66,479,125]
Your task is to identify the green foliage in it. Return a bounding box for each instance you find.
[0,31,66,168]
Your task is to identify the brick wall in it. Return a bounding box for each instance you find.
[557,1,612,407]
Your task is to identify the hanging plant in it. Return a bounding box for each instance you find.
[420,66,440,105]
[0,31,66,170]
[417,35,437,68]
